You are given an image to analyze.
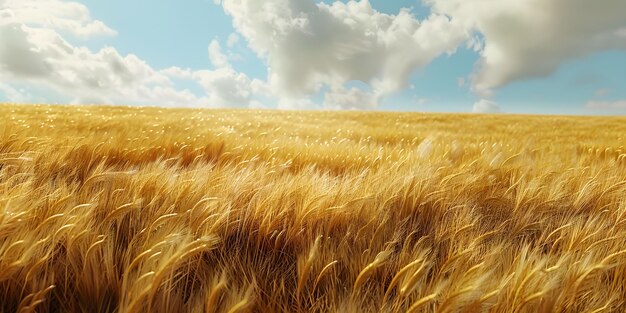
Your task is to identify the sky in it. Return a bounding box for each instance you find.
[0,0,625,114]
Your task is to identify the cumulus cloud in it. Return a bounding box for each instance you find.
[160,48,271,108]
[160,66,194,80]
[6,0,625,111]
[0,22,210,106]
[160,40,268,108]
[208,39,231,69]
[192,68,268,107]
[473,99,500,113]
[220,0,469,108]
[426,0,626,96]
[0,0,116,37]
[0,0,218,107]
[221,0,626,109]
[0,0,278,108]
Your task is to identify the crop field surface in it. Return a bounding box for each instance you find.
[1,104,626,312]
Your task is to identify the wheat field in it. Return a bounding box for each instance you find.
[1,104,625,312]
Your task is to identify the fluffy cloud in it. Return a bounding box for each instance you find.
[220,0,469,107]
[161,40,268,108]
[6,0,625,111]
[160,67,194,80]
[0,0,216,107]
[473,99,500,113]
[323,85,379,110]
[0,22,209,106]
[0,0,116,37]
[426,0,626,96]
[220,0,626,110]
[192,68,267,107]
[0,0,276,108]
[208,39,231,69]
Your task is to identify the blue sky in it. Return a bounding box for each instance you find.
[1,0,625,114]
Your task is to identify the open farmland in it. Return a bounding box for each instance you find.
[1,104,626,312]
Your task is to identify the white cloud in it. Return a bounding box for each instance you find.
[160,66,194,80]
[473,99,500,113]
[276,96,317,110]
[220,0,469,108]
[426,0,626,97]
[191,68,268,107]
[0,0,277,108]
[586,100,626,110]
[161,66,263,108]
[0,0,116,38]
[0,0,218,107]
[323,85,379,110]
[0,22,211,107]
[219,0,626,110]
[161,40,269,108]
[208,39,231,69]
[5,0,624,111]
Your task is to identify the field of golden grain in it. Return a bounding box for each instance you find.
[1,104,625,312]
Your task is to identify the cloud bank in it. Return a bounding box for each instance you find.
[426,0,626,97]
[220,0,626,110]
[0,0,272,107]
[0,0,214,106]
[1,0,626,111]
[0,0,116,37]
[220,0,469,108]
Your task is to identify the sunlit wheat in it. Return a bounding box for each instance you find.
[0,104,625,312]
